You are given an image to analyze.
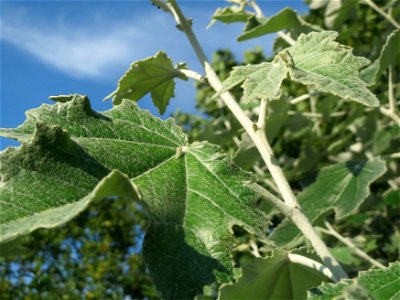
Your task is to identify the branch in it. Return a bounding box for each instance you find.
[362,0,400,29]
[321,221,386,269]
[257,98,268,130]
[249,183,348,281]
[166,0,348,281]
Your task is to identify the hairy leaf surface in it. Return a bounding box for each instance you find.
[104,51,187,114]
[213,58,287,103]
[219,250,326,300]
[284,31,379,107]
[0,95,267,299]
[237,8,319,41]
[308,262,400,299]
[270,160,386,248]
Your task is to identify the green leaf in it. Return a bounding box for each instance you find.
[361,29,400,86]
[104,51,187,114]
[270,159,386,248]
[0,127,139,243]
[0,95,268,299]
[237,8,320,42]
[213,57,287,103]
[308,262,400,300]
[283,31,379,107]
[219,250,326,300]
[211,7,251,24]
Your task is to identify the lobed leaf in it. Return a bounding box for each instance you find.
[104,51,187,114]
[284,31,379,107]
[0,95,268,299]
[270,159,387,248]
[213,57,287,103]
[308,262,400,299]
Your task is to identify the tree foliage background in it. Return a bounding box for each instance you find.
[0,1,399,299]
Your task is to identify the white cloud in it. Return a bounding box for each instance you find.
[1,7,178,80]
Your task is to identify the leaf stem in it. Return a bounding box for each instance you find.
[287,253,337,282]
[321,221,386,269]
[249,183,348,281]
[362,0,400,29]
[166,0,348,281]
[179,69,205,82]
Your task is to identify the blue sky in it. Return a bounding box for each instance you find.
[1,0,308,149]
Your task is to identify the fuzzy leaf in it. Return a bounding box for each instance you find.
[219,250,326,300]
[270,160,386,248]
[284,31,379,107]
[104,51,187,114]
[308,262,400,299]
[237,8,320,41]
[213,57,287,103]
[0,95,267,299]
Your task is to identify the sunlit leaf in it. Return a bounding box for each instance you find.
[0,95,268,299]
[283,31,379,107]
[104,51,187,114]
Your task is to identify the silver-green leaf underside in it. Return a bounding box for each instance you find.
[219,250,326,300]
[213,57,287,103]
[0,95,268,299]
[308,262,400,300]
[284,31,379,107]
[270,159,386,248]
[104,51,187,114]
[237,8,320,42]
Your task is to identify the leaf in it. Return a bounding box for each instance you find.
[270,159,386,248]
[361,29,400,86]
[237,8,320,42]
[0,130,138,244]
[283,31,379,107]
[0,95,268,299]
[308,262,400,300]
[219,250,326,300]
[211,7,251,24]
[213,57,288,103]
[104,51,187,114]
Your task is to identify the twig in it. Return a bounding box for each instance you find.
[380,106,400,124]
[362,0,400,29]
[290,94,311,105]
[167,0,348,281]
[288,111,347,118]
[321,221,386,269]
[288,253,337,282]
[388,66,396,113]
[382,152,400,160]
[277,31,296,46]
